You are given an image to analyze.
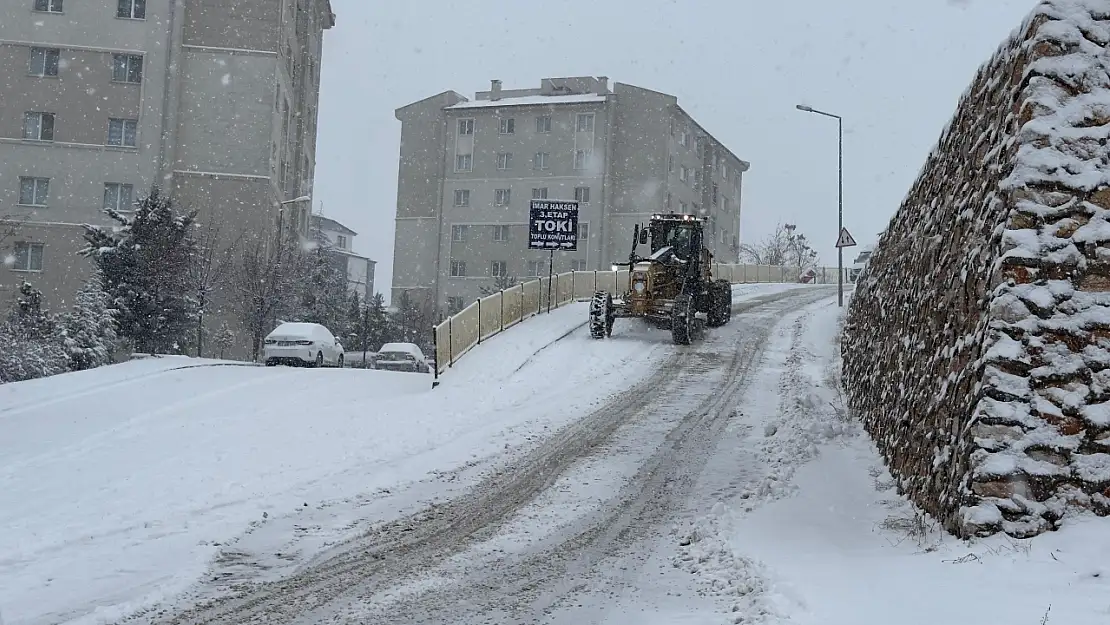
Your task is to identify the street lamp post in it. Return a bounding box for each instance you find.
[278,195,311,243]
[795,104,844,307]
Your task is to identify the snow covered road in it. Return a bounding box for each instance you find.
[123,286,837,624]
[0,284,824,625]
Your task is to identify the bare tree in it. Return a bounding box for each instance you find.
[0,214,30,258]
[189,218,240,357]
[739,222,819,271]
[231,231,301,361]
[479,274,519,296]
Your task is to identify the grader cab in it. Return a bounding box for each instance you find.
[589,213,732,345]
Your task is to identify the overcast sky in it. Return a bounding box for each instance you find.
[313,0,1037,299]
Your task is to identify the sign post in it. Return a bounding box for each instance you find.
[834,226,857,307]
[529,199,579,313]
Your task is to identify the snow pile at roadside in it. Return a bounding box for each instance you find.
[670,298,854,621]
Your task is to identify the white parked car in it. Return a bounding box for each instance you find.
[263,322,345,368]
[374,342,428,373]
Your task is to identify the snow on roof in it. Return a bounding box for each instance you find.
[446,93,608,110]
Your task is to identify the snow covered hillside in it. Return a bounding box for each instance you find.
[0,284,816,625]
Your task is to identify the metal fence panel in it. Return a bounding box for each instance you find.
[557,272,575,306]
[449,302,480,364]
[502,283,524,329]
[434,321,451,374]
[522,279,541,318]
[479,292,503,341]
[595,270,616,294]
[572,271,597,300]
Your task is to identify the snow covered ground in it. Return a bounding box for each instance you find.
[638,295,1110,624]
[0,284,817,625]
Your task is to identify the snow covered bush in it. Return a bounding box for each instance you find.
[843,0,1110,538]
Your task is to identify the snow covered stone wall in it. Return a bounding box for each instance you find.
[843,0,1110,538]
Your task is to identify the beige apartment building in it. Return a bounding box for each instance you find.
[392,76,750,314]
[0,0,334,318]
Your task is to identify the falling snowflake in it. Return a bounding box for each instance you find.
[221,74,231,86]
[2,255,15,268]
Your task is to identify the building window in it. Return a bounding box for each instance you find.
[336,234,347,249]
[34,0,63,11]
[669,118,675,136]
[447,296,465,314]
[12,242,44,272]
[722,162,728,179]
[23,112,54,141]
[451,225,468,242]
[679,166,688,183]
[572,259,588,271]
[103,182,133,212]
[457,118,474,135]
[18,177,49,206]
[498,117,515,134]
[526,260,543,277]
[455,153,472,172]
[574,186,590,203]
[494,188,511,206]
[532,187,548,199]
[693,202,701,215]
[533,152,549,171]
[573,150,593,170]
[453,189,470,207]
[665,192,672,209]
[693,170,702,192]
[28,47,60,77]
[722,197,731,213]
[578,223,589,240]
[678,201,687,214]
[490,260,507,278]
[107,118,138,147]
[112,53,143,83]
[496,152,512,170]
[450,260,467,277]
[712,183,719,207]
[679,129,688,147]
[536,115,551,133]
[493,225,510,242]
[117,0,145,18]
[668,155,674,173]
[576,113,595,132]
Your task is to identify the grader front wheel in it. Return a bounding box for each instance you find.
[589,291,614,339]
[672,293,694,345]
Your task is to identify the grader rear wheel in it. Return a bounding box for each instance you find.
[707,279,732,327]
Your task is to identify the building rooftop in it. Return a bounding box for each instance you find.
[311,214,357,236]
[446,93,608,110]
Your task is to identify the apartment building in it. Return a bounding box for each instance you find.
[0,0,334,314]
[392,76,749,314]
[311,213,377,299]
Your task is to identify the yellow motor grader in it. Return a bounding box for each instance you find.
[589,213,732,345]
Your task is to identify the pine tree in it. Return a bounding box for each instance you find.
[366,292,390,350]
[213,321,235,359]
[344,290,363,350]
[0,280,68,383]
[8,279,56,340]
[59,274,119,371]
[297,223,348,331]
[82,187,199,354]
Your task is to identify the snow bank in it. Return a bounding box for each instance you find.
[843,0,1110,538]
